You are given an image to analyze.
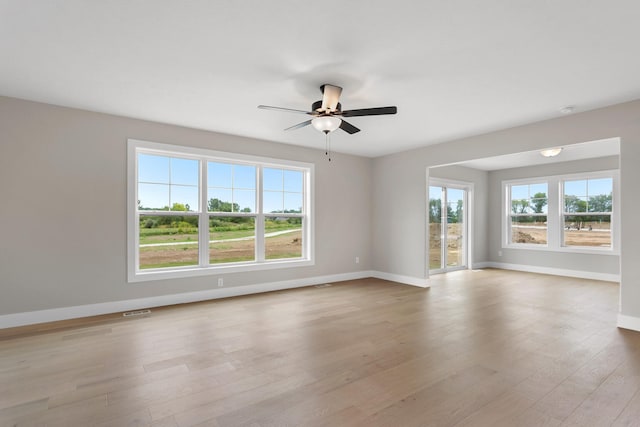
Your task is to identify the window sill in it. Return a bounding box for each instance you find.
[128,258,314,283]
[502,244,618,256]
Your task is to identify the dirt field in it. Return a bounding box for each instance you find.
[140,230,302,269]
[140,244,199,269]
[429,221,611,269]
[429,223,463,269]
[512,225,611,247]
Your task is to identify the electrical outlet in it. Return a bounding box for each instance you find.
[355,256,360,264]
[498,250,503,257]
[218,278,224,287]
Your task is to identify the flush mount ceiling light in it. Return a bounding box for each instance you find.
[540,147,563,157]
[311,116,342,134]
[560,106,575,114]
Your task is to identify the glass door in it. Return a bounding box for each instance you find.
[429,186,444,271]
[429,184,468,273]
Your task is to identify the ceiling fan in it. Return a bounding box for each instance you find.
[258,84,397,135]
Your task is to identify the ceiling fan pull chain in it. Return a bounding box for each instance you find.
[325,132,328,156]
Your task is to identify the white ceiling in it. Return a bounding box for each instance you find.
[2,1,640,157]
[453,138,620,171]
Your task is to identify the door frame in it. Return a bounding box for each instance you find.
[427,177,474,275]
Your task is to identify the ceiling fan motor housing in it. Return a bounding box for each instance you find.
[312,100,341,113]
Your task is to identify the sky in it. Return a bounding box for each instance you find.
[509,179,612,200]
[509,178,612,214]
[429,178,613,217]
[429,187,465,206]
[510,182,549,213]
[137,154,303,213]
[564,178,612,199]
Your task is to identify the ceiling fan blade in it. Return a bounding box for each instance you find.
[339,120,360,134]
[341,106,398,117]
[320,84,343,112]
[258,105,315,115]
[284,119,312,131]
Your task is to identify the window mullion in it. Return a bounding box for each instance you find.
[507,185,512,246]
[441,187,446,268]
[256,165,265,262]
[200,159,209,267]
[302,171,307,259]
[134,210,140,273]
[545,177,560,249]
[133,149,140,274]
[231,164,235,213]
[168,158,172,210]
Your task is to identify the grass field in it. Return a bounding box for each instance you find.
[139,228,255,245]
[139,224,302,269]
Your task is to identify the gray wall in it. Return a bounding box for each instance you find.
[487,156,619,275]
[0,96,373,315]
[3,95,640,323]
[372,99,640,321]
[428,165,489,268]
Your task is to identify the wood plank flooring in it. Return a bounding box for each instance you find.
[1,269,639,426]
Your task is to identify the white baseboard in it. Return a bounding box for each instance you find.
[13,264,615,330]
[0,271,372,329]
[617,314,640,332]
[370,271,430,288]
[482,262,620,282]
[472,262,492,269]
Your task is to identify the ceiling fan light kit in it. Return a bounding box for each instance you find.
[311,116,341,134]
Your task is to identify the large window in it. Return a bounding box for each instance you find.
[503,171,618,253]
[137,154,201,270]
[562,177,613,248]
[263,167,304,260]
[128,139,313,281]
[508,182,548,245]
[207,162,257,265]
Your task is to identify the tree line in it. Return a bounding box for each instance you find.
[511,192,611,214]
[510,192,612,223]
[138,198,302,214]
[139,198,302,229]
[429,192,612,225]
[429,199,463,223]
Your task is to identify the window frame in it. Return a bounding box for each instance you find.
[428,177,474,274]
[505,179,550,248]
[502,170,619,254]
[128,139,314,282]
[561,175,614,249]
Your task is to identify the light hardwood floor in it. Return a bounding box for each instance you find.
[1,269,639,427]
